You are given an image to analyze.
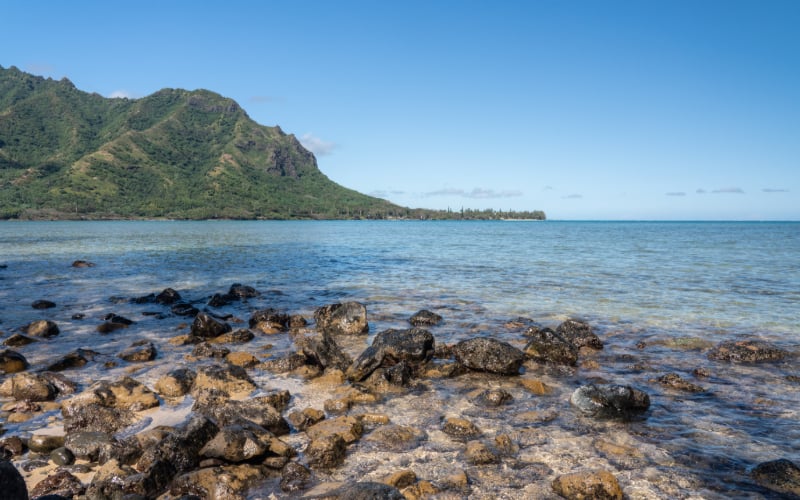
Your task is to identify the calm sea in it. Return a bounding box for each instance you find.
[1,220,798,498]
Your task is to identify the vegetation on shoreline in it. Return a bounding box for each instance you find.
[0,66,545,221]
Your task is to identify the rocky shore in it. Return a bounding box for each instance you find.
[1,273,799,499]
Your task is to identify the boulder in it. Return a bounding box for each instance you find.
[0,349,28,373]
[523,327,579,366]
[155,368,196,397]
[50,446,75,466]
[287,408,325,432]
[409,309,443,326]
[228,283,260,299]
[552,469,623,499]
[136,415,219,474]
[171,302,199,317]
[2,334,36,347]
[306,416,363,445]
[31,299,57,309]
[249,307,290,332]
[314,302,369,336]
[0,461,28,500]
[118,340,157,362]
[27,434,65,453]
[294,329,352,371]
[281,461,312,492]
[305,434,347,469]
[30,470,85,498]
[442,417,482,441]
[364,424,427,451]
[465,440,499,465]
[62,402,134,434]
[192,342,230,359]
[751,459,800,497]
[210,328,254,344]
[191,312,232,339]
[708,340,788,363]
[45,348,98,371]
[556,319,603,349]
[192,390,290,436]
[0,437,26,458]
[570,384,650,420]
[347,327,435,382]
[8,372,57,401]
[155,287,182,305]
[191,364,257,397]
[453,337,525,375]
[64,431,123,462]
[169,464,265,499]
[199,424,272,462]
[25,319,60,338]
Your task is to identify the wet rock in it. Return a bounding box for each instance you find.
[519,378,553,395]
[261,353,307,373]
[118,340,157,362]
[347,328,435,382]
[50,446,75,466]
[473,388,513,407]
[570,384,651,420]
[655,373,705,393]
[2,334,36,347]
[465,440,499,465]
[64,431,120,462]
[63,401,134,434]
[0,462,26,497]
[192,342,230,359]
[523,327,579,366]
[61,380,147,434]
[169,463,265,500]
[30,470,85,498]
[136,415,219,474]
[708,340,788,363]
[381,469,417,489]
[314,481,406,500]
[249,308,290,332]
[226,351,260,368]
[556,319,604,349]
[290,314,308,329]
[28,434,65,453]
[314,301,369,336]
[552,469,623,499]
[45,348,98,371]
[0,437,26,458]
[229,283,260,299]
[200,424,271,462]
[8,372,57,401]
[294,329,352,371]
[192,390,290,435]
[442,417,482,440]
[409,309,443,326]
[191,312,232,338]
[72,260,95,267]
[155,367,196,397]
[191,363,257,396]
[155,287,182,305]
[0,349,28,373]
[287,408,325,432]
[751,458,800,497]
[32,299,57,309]
[211,328,255,344]
[453,337,525,375]
[365,424,427,451]
[171,302,199,316]
[305,433,347,469]
[25,319,60,338]
[101,377,160,411]
[307,416,363,445]
[281,461,312,492]
[208,292,233,307]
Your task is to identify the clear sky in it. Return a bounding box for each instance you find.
[2,1,798,220]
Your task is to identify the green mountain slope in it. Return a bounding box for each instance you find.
[0,65,402,219]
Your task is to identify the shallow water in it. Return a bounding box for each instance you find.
[1,220,798,498]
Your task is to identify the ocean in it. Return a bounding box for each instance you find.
[1,220,798,498]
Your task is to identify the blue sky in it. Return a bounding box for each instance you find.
[2,1,798,219]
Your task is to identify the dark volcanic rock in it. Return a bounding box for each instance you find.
[556,319,603,349]
[347,327,435,382]
[0,437,26,458]
[305,433,347,469]
[656,373,705,393]
[64,431,121,462]
[249,308,290,331]
[50,447,75,466]
[751,458,800,497]
[191,364,257,396]
[191,342,230,359]
[453,337,525,375]
[294,329,352,371]
[570,384,651,420]
[281,461,312,492]
[212,328,255,344]
[314,302,369,336]
[25,319,60,338]
[30,470,85,498]
[523,327,579,366]
[708,340,788,363]
[228,283,260,299]
[45,348,98,372]
[2,334,36,347]
[409,309,443,326]
[136,415,218,474]
[192,390,290,435]
[191,312,232,338]
[208,292,233,307]
[32,299,57,309]
[118,340,157,362]
[155,287,182,305]
[199,424,271,462]
[171,302,199,317]
[0,349,28,373]
[72,260,95,268]
[0,460,28,500]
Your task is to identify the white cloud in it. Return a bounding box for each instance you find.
[762,188,789,193]
[711,187,745,194]
[109,90,132,99]
[299,133,337,156]
[422,188,523,199]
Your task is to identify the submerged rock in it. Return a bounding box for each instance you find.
[442,417,482,441]
[155,287,182,305]
[0,349,28,373]
[656,373,705,393]
[45,348,98,371]
[523,327,579,366]
[2,334,36,347]
[72,260,95,268]
[314,301,369,336]
[191,312,232,338]
[570,384,651,420]
[309,481,405,499]
[409,309,443,326]
[365,424,428,451]
[556,319,604,349]
[552,469,623,499]
[473,388,514,407]
[708,340,788,363]
[118,340,157,362]
[31,299,57,309]
[751,458,800,497]
[453,337,524,375]
[25,319,60,338]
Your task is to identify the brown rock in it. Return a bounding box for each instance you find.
[306,416,363,444]
[519,378,553,395]
[365,424,427,451]
[552,469,623,499]
[155,367,196,397]
[465,440,498,465]
[382,469,417,489]
[0,349,28,374]
[442,417,481,440]
[191,363,257,397]
[287,407,325,431]
[305,434,347,469]
[225,351,259,368]
[25,319,60,338]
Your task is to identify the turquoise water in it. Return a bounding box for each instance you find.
[1,220,798,498]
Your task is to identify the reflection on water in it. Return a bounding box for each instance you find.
[1,220,798,498]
